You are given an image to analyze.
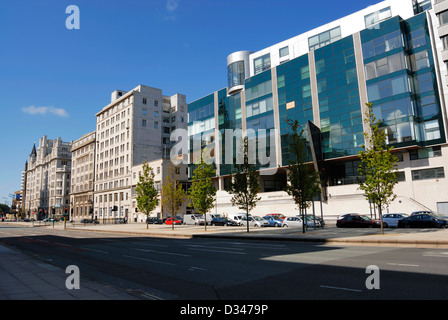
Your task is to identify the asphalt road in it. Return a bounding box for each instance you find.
[1,225,447,300]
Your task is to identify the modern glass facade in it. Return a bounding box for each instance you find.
[187,0,448,215]
[361,13,445,148]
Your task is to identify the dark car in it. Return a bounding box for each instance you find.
[81,219,99,224]
[397,214,448,228]
[210,217,238,226]
[146,217,163,224]
[336,214,382,228]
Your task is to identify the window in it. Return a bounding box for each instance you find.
[308,27,341,51]
[362,31,402,59]
[412,167,445,180]
[410,146,442,160]
[154,111,159,118]
[154,121,159,129]
[142,108,147,115]
[439,10,448,26]
[410,50,430,71]
[142,119,146,127]
[143,98,147,105]
[279,46,289,58]
[365,7,392,28]
[254,54,271,75]
[364,52,406,80]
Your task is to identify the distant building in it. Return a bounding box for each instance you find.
[24,136,72,219]
[70,131,96,222]
[93,85,188,223]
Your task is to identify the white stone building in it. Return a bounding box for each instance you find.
[93,85,188,223]
[24,136,72,219]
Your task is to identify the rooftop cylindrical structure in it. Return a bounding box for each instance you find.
[227,50,253,94]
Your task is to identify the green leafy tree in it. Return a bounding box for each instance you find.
[135,162,159,229]
[188,149,217,231]
[284,119,321,233]
[226,136,261,233]
[358,103,399,234]
[162,165,187,230]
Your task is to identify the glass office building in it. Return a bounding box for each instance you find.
[188,0,448,216]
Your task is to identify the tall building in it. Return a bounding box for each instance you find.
[70,131,96,222]
[188,0,448,217]
[24,136,72,219]
[93,85,187,222]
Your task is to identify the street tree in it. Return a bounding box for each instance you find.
[226,136,261,233]
[135,162,159,229]
[358,103,399,234]
[188,149,217,231]
[162,165,188,230]
[284,119,321,233]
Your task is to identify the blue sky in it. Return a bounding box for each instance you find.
[0,0,380,206]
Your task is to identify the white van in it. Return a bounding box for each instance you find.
[227,213,247,226]
[183,214,205,225]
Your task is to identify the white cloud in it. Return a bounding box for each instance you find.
[166,0,180,12]
[164,0,180,20]
[22,105,69,117]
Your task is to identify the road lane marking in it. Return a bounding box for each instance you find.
[387,263,419,267]
[81,247,109,254]
[320,285,362,292]
[188,248,246,255]
[133,248,191,257]
[123,255,175,266]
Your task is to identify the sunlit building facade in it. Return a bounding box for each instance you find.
[188,0,448,217]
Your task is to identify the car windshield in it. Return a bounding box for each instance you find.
[253,216,262,221]
[360,215,372,221]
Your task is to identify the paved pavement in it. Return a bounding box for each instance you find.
[1,219,448,300]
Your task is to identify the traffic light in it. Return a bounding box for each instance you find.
[65,207,68,214]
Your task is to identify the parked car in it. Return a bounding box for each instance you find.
[210,217,239,226]
[262,215,283,227]
[282,216,303,228]
[81,219,99,224]
[397,213,448,228]
[304,216,321,228]
[165,217,182,225]
[146,217,163,224]
[411,210,434,216]
[337,213,359,220]
[241,216,269,227]
[382,213,409,228]
[336,214,382,228]
[265,213,286,221]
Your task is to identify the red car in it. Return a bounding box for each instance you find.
[265,213,286,220]
[165,217,182,225]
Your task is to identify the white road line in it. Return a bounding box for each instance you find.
[81,247,109,254]
[188,248,246,255]
[387,263,419,267]
[132,242,168,248]
[183,244,245,251]
[320,285,362,292]
[133,248,191,257]
[123,255,176,266]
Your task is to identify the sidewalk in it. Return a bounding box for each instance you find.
[0,243,140,300]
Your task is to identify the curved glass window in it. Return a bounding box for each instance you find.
[227,61,245,89]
